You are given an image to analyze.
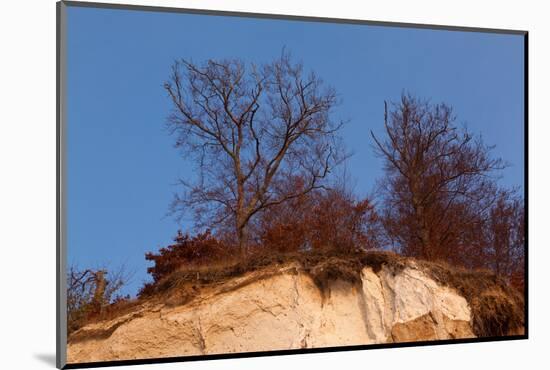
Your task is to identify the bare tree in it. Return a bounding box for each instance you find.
[164,52,346,254]
[67,265,131,332]
[371,94,506,262]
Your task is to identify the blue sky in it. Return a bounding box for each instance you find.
[66,5,525,296]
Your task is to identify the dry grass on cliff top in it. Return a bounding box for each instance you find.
[143,248,406,300]
[74,248,524,340]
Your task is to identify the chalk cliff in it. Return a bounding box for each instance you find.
[67,253,524,364]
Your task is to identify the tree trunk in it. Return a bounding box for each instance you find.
[411,182,432,259]
[92,270,107,314]
[420,223,432,260]
[236,217,248,258]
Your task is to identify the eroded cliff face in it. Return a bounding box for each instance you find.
[67,260,480,363]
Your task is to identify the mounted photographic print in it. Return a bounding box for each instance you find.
[56,1,528,368]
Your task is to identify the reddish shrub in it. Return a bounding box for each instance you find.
[143,230,231,286]
[256,186,381,253]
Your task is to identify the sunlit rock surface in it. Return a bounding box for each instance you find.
[67,259,482,363]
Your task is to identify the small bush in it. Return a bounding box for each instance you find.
[140,230,235,295]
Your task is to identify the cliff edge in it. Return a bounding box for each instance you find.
[67,251,524,363]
